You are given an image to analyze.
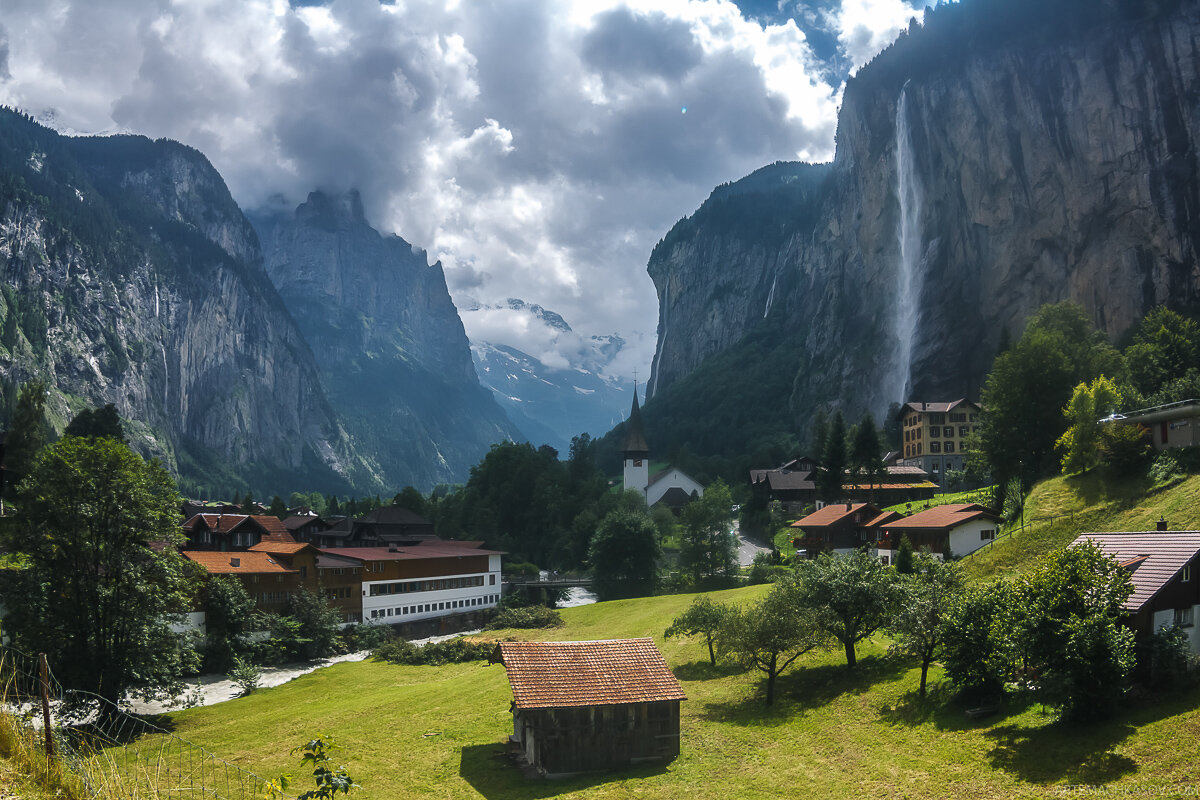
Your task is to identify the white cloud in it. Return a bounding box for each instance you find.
[834,0,921,71]
[0,0,909,378]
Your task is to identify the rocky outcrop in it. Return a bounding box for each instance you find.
[0,110,372,495]
[255,191,520,489]
[648,0,1200,432]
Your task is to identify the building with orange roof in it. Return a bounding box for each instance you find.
[490,638,685,777]
[877,503,1001,561]
[790,503,888,557]
[182,513,299,551]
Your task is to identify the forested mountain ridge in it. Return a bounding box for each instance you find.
[644,0,1200,461]
[0,109,378,496]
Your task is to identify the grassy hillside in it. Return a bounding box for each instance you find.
[114,583,1200,800]
[962,472,1200,581]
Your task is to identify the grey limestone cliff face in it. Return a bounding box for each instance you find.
[649,3,1200,427]
[0,117,368,494]
[256,191,520,489]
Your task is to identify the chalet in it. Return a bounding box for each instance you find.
[321,540,503,625]
[182,514,296,551]
[897,399,981,481]
[289,508,436,548]
[877,503,1001,561]
[490,638,686,777]
[1107,399,1200,451]
[750,460,934,514]
[1072,531,1200,652]
[182,550,305,617]
[283,514,330,543]
[790,503,899,558]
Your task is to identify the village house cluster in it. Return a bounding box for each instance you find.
[178,506,502,634]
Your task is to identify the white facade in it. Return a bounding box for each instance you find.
[624,456,649,497]
[363,554,503,624]
[948,519,1000,559]
[646,467,705,507]
[1152,605,1200,652]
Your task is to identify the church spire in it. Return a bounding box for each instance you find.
[621,385,649,458]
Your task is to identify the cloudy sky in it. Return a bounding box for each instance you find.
[0,0,922,379]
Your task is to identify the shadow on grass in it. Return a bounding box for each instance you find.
[697,654,907,726]
[983,720,1137,785]
[458,742,669,799]
[877,685,1038,731]
[672,661,747,682]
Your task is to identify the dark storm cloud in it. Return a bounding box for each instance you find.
[0,0,862,375]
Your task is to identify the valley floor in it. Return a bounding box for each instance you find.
[119,585,1200,800]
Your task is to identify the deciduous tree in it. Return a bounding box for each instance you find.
[887,554,963,697]
[1056,376,1122,475]
[679,479,737,586]
[665,595,732,666]
[0,437,197,707]
[721,585,829,705]
[792,549,898,669]
[588,495,660,600]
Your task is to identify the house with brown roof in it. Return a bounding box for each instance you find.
[790,503,892,558]
[877,503,1002,561]
[181,514,296,552]
[182,550,305,620]
[750,460,935,515]
[490,638,686,777]
[1072,531,1200,652]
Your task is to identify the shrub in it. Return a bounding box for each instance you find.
[342,623,392,652]
[484,605,564,630]
[1138,625,1195,690]
[228,655,261,696]
[372,636,494,665]
[1149,451,1184,485]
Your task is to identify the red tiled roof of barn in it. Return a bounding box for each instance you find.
[490,638,686,709]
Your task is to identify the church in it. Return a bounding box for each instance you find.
[621,387,705,511]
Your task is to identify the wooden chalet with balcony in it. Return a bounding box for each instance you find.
[790,503,900,557]
[876,503,1001,561]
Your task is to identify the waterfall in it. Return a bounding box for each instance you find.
[763,269,779,318]
[892,83,923,405]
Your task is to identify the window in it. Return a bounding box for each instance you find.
[1183,565,1192,583]
[929,442,941,453]
[1174,607,1194,628]
[299,567,307,579]
[633,458,642,466]
[490,574,496,585]
[959,426,969,438]
[949,412,966,423]
[945,442,955,453]
[969,414,978,422]
[942,426,953,438]
[917,444,922,455]
[980,529,995,541]
[880,556,890,566]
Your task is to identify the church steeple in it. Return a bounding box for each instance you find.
[622,385,650,497]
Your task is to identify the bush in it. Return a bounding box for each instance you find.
[342,623,393,652]
[1138,625,1195,690]
[228,656,261,696]
[1149,451,1184,485]
[484,605,564,630]
[747,552,790,585]
[504,561,540,577]
[372,636,494,665]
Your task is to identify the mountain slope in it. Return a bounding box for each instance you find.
[254,191,521,489]
[647,0,1200,451]
[0,109,372,496]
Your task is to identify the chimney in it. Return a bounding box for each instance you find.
[846,502,852,510]
[230,557,240,567]
[388,546,400,553]
[1156,517,1169,532]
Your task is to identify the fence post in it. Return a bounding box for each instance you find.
[38,652,54,760]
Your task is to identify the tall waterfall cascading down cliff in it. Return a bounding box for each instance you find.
[891,82,924,407]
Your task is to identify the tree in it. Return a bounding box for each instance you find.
[979,302,1126,508]
[287,587,343,660]
[1016,542,1135,721]
[665,595,731,666]
[721,584,829,705]
[1056,376,1121,474]
[817,411,847,502]
[1124,306,1200,398]
[792,550,898,669]
[588,495,660,600]
[650,504,678,547]
[1098,423,1152,476]
[887,554,963,697]
[203,574,257,672]
[392,486,429,517]
[679,479,737,586]
[894,534,915,574]
[0,437,196,706]
[269,495,289,518]
[849,413,884,500]
[941,582,1019,703]
[63,403,125,441]
[3,379,50,496]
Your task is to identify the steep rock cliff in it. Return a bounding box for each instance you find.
[648,0,1200,438]
[0,110,372,495]
[255,192,520,488]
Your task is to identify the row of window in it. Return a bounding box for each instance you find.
[904,426,978,443]
[260,591,289,603]
[324,587,353,599]
[369,594,499,619]
[368,575,489,596]
[319,567,361,576]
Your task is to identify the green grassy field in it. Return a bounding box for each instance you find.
[128,581,1200,800]
[962,473,1200,581]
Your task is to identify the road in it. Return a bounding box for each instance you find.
[734,518,773,566]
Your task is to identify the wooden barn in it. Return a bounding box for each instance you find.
[490,638,686,778]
